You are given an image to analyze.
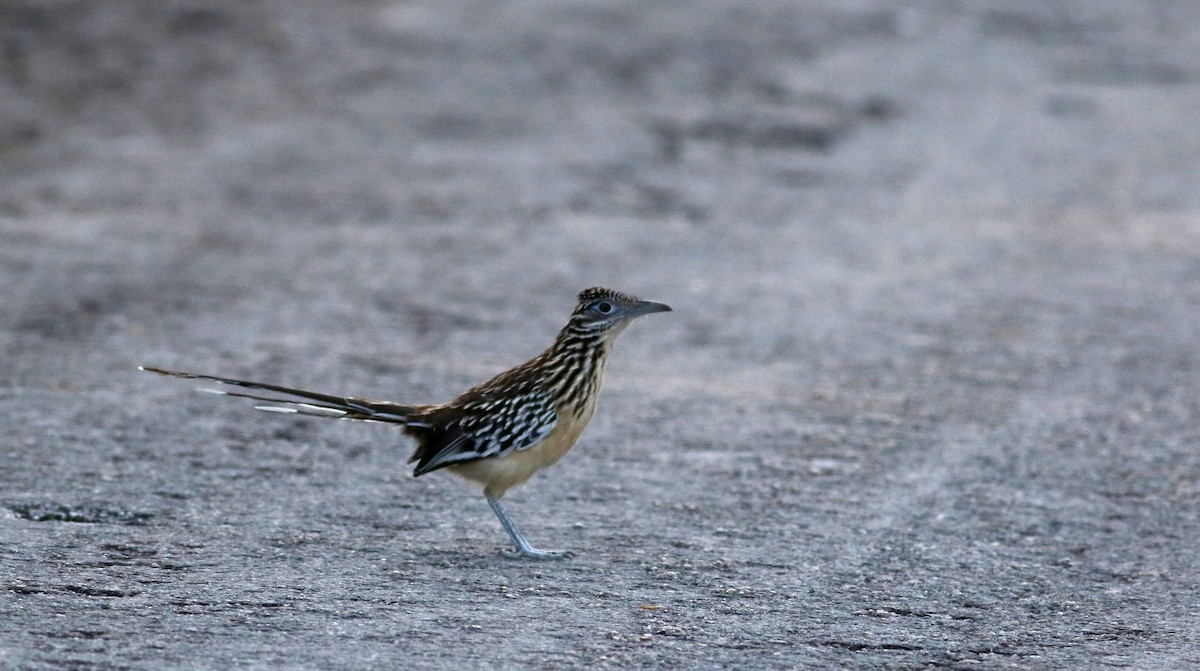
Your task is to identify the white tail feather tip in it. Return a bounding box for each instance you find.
[296,404,347,417]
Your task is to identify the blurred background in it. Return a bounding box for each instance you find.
[2,1,1199,668]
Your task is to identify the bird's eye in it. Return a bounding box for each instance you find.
[594,301,614,314]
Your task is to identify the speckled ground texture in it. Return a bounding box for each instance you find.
[2,1,1199,669]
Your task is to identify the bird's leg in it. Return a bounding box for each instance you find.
[486,496,572,560]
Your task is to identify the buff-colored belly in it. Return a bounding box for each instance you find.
[448,403,596,498]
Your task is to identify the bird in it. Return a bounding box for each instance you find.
[141,287,671,559]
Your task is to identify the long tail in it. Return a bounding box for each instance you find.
[139,366,423,424]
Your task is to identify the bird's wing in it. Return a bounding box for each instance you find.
[409,389,558,475]
[139,366,419,423]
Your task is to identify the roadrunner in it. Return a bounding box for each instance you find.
[141,287,670,559]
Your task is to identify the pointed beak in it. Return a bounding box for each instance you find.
[628,300,672,318]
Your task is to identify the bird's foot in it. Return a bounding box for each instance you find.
[502,547,574,561]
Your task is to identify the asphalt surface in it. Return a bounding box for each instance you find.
[2,1,1199,669]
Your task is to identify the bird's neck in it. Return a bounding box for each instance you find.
[542,327,612,416]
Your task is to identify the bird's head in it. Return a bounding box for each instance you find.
[566,287,672,339]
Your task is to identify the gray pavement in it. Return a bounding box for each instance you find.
[2,1,1199,668]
